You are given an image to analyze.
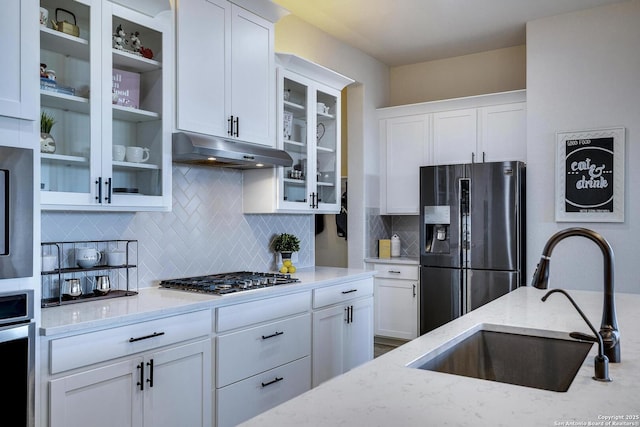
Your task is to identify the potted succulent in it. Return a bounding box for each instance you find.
[40,111,56,154]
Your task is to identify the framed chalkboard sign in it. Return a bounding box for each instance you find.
[555,127,625,222]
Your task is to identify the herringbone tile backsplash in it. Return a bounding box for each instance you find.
[41,166,313,288]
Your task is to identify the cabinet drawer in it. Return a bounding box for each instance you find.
[50,309,212,374]
[313,278,374,309]
[216,291,310,332]
[373,263,419,280]
[216,356,311,427]
[216,313,311,387]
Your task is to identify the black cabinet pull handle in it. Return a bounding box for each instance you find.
[228,115,234,136]
[413,284,416,297]
[105,177,112,204]
[349,305,354,323]
[146,359,154,388]
[129,331,165,343]
[344,306,349,323]
[341,289,357,294]
[136,362,144,391]
[95,177,102,203]
[388,270,401,274]
[262,331,284,340]
[234,116,239,137]
[261,377,283,387]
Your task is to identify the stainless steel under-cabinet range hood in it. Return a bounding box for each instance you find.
[172,131,293,169]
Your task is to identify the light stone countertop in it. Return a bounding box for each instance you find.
[40,267,375,336]
[242,286,640,427]
[364,256,420,265]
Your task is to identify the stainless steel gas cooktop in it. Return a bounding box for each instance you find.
[159,271,299,295]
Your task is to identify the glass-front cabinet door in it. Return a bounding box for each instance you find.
[105,2,170,209]
[40,0,98,205]
[39,0,171,211]
[278,70,342,212]
[281,74,310,208]
[315,89,340,210]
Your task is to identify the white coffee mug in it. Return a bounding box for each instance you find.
[76,248,102,268]
[42,254,57,272]
[40,8,49,27]
[113,144,126,161]
[317,102,326,113]
[106,250,126,267]
[126,146,150,163]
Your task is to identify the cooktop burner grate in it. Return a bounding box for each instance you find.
[159,271,299,295]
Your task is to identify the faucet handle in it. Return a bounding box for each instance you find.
[569,331,597,342]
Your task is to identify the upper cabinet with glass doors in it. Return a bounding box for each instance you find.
[39,0,172,211]
[243,54,353,214]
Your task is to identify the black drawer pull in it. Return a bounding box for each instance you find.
[262,331,284,340]
[129,331,165,343]
[261,377,284,387]
[341,289,357,294]
[388,270,401,274]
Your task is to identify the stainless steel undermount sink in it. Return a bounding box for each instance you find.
[407,324,593,392]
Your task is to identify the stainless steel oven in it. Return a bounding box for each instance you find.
[0,146,33,279]
[0,290,35,427]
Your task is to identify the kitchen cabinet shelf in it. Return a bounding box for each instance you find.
[41,153,89,165]
[40,90,90,114]
[112,105,160,122]
[112,49,161,73]
[112,160,160,170]
[40,27,90,60]
[40,239,138,308]
[284,100,305,111]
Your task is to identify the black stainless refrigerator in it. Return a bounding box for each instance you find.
[419,161,526,334]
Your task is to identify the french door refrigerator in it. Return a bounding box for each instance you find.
[419,161,525,334]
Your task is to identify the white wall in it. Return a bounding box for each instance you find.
[526,0,640,293]
[390,45,526,105]
[274,15,390,268]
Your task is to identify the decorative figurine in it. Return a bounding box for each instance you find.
[113,24,128,50]
[129,31,142,54]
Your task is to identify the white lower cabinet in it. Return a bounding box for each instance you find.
[45,310,212,427]
[372,263,419,340]
[312,278,374,387]
[49,340,210,427]
[216,356,310,427]
[215,292,312,427]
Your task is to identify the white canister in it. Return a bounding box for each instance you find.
[391,234,401,257]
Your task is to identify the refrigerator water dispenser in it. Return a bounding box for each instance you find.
[424,206,451,254]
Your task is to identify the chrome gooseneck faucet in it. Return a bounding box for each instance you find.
[531,227,620,363]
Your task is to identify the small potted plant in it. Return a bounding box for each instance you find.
[272,233,300,274]
[272,233,300,259]
[40,111,56,153]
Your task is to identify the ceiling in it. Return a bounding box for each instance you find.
[272,0,628,66]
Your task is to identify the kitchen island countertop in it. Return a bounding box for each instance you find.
[40,266,375,336]
[242,286,640,426]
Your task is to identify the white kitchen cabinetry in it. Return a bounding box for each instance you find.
[312,278,374,387]
[378,90,526,215]
[243,53,354,213]
[379,114,430,215]
[0,0,38,120]
[432,108,478,164]
[46,310,212,427]
[176,0,284,147]
[215,292,312,427]
[433,102,527,164]
[372,263,419,340]
[39,0,172,211]
[479,102,527,162]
